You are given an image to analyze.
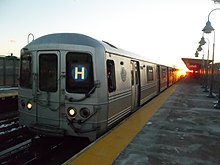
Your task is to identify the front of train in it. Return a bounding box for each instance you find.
[18,33,108,141]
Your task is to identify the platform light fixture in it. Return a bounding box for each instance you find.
[212,0,220,4]
[197,45,203,52]
[199,36,206,46]
[202,9,220,99]
[195,51,199,57]
[202,21,215,34]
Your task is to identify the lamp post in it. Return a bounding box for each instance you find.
[198,36,212,91]
[201,48,205,88]
[196,44,204,86]
[203,38,210,92]
[202,10,217,98]
[202,8,220,108]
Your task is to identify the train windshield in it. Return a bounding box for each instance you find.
[66,52,94,94]
[20,54,32,88]
[39,54,58,92]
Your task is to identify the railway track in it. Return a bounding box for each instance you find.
[1,136,90,165]
[0,116,90,164]
[1,137,63,165]
[0,117,30,149]
[0,116,31,163]
[0,106,90,165]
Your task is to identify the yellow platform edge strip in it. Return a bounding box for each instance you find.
[65,84,178,165]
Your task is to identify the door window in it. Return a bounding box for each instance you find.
[107,60,116,92]
[20,54,32,88]
[147,66,154,82]
[39,54,58,92]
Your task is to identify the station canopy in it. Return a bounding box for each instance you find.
[181,58,211,71]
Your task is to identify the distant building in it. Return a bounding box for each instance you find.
[0,55,19,86]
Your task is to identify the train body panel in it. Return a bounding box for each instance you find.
[159,65,168,92]
[139,61,159,105]
[106,53,133,127]
[18,33,178,141]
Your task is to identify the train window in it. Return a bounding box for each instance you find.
[134,62,139,85]
[147,66,154,82]
[162,68,167,79]
[20,54,32,88]
[107,60,116,92]
[39,54,57,92]
[135,70,139,84]
[131,64,134,85]
[66,52,94,94]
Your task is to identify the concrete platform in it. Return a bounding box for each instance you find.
[65,76,176,165]
[113,78,220,165]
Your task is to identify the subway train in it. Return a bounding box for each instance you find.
[18,33,179,141]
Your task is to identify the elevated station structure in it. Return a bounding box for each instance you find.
[182,58,203,72]
[181,58,212,72]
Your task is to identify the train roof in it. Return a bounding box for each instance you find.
[27,33,100,48]
[25,33,157,64]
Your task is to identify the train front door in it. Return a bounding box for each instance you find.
[35,51,60,126]
[131,60,140,111]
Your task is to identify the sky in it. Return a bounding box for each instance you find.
[0,0,220,69]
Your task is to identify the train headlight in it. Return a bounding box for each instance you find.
[67,107,77,117]
[26,101,32,110]
[80,108,90,118]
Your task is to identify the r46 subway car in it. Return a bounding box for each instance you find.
[19,33,170,141]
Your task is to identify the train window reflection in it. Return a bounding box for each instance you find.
[20,55,32,88]
[66,52,94,93]
[107,60,116,92]
[39,54,57,92]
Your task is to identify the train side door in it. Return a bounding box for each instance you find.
[130,60,140,111]
[36,51,60,126]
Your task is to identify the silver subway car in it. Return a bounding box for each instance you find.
[19,33,177,141]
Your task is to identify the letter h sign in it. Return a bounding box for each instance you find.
[72,65,88,81]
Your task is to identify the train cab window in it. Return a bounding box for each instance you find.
[147,66,154,82]
[66,52,94,94]
[107,60,116,92]
[20,54,32,88]
[39,54,58,92]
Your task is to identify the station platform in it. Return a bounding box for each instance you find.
[65,77,220,165]
[0,86,18,99]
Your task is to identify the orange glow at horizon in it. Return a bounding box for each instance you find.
[176,67,189,79]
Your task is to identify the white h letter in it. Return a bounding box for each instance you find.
[75,67,85,79]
